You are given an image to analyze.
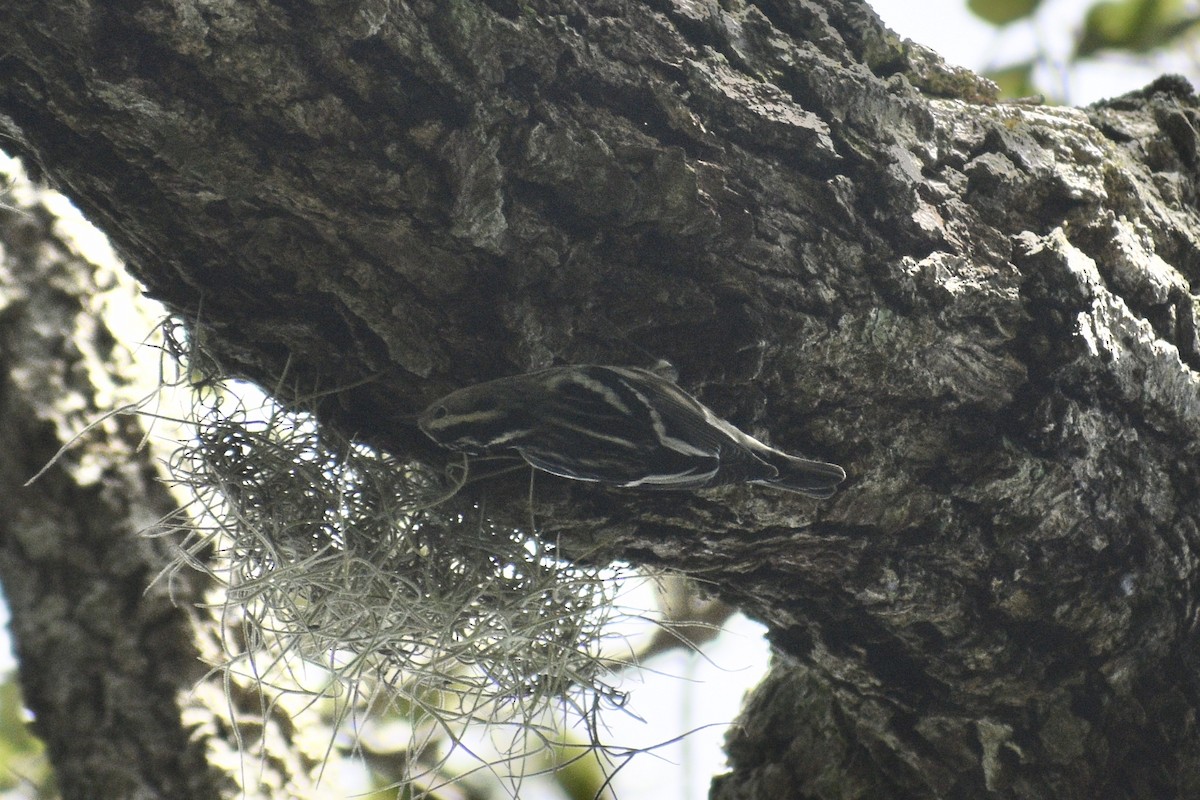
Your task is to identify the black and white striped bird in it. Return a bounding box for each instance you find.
[417,365,846,498]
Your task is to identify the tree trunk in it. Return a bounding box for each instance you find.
[2,1,1199,797]
[0,179,226,797]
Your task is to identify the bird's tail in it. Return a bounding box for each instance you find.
[754,452,846,499]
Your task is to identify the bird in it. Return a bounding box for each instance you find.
[417,365,846,498]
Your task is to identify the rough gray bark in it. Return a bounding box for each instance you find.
[0,188,226,796]
[2,1,1199,798]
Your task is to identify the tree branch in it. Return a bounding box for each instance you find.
[0,181,226,799]
[3,1,1200,796]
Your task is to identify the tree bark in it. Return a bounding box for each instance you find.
[0,180,226,796]
[2,1,1199,798]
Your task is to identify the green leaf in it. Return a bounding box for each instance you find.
[985,61,1040,100]
[968,0,1043,26]
[537,735,615,800]
[1076,0,1200,57]
[0,673,54,797]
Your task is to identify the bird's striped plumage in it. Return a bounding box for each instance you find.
[418,365,845,498]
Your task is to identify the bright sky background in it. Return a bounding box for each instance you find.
[2,3,1198,800]
[873,0,1200,104]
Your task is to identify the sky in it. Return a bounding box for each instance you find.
[872,0,1200,104]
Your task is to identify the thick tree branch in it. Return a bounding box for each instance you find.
[3,1,1200,797]
[0,184,225,798]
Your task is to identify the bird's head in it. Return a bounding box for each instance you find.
[418,379,534,453]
